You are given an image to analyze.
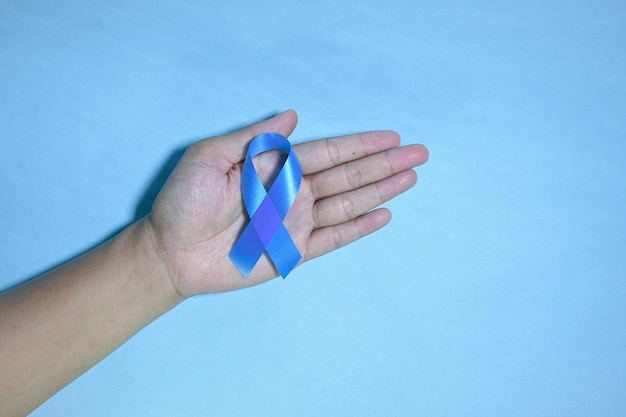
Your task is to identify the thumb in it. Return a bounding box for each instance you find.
[216,109,299,165]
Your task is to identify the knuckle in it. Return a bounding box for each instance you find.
[384,149,398,174]
[345,161,364,189]
[331,228,345,249]
[309,175,323,199]
[341,193,356,219]
[374,181,386,205]
[312,202,322,228]
[326,137,342,165]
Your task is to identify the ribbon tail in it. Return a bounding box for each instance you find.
[266,225,302,278]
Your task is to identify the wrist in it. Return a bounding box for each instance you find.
[130,218,186,306]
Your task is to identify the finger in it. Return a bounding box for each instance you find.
[305,208,391,260]
[196,109,299,168]
[313,169,417,228]
[294,130,403,175]
[309,144,428,200]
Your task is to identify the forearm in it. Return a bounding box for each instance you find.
[0,112,429,416]
[0,218,182,416]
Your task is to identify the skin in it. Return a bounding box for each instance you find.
[0,110,428,416]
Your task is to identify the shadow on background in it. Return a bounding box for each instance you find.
[2,111,283,292]
[0,147,186,292]
[133,147,186,221]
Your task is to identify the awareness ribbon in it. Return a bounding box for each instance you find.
[229,132,303,279]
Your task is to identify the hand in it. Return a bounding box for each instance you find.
[148,110,429,296]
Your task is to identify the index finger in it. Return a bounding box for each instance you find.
[293,131,402,175]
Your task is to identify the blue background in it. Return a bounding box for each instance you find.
[1,1,625,415]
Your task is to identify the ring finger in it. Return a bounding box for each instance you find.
[312,169,417,228]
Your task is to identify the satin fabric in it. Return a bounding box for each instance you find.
[229,133,303,278]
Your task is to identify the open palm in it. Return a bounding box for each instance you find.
[149,110,428,296]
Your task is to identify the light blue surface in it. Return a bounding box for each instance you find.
[1,1,625,415]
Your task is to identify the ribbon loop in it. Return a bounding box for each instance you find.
[229,133,303,278]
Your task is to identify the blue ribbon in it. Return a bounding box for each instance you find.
[229,132,303,279]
